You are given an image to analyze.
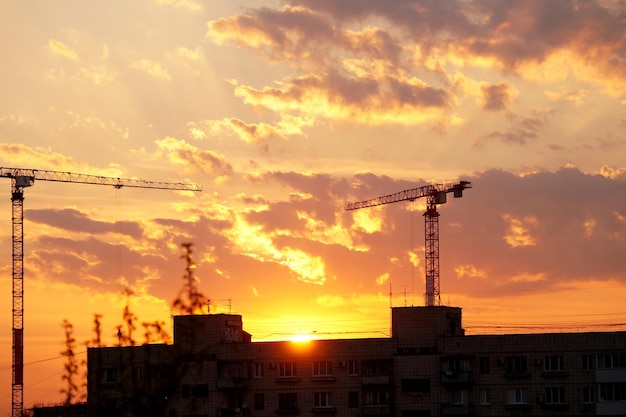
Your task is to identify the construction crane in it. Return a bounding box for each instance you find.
[0,167,202,417]
[345,181,471,307]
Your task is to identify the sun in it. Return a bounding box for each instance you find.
[290,334,314,343]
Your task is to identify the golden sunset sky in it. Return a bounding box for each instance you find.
[1,0,626,412]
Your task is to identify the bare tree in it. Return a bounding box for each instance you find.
[115,288,138,346]
[142,320,171,344]
[172,242,210,315]
[60,320,80,406]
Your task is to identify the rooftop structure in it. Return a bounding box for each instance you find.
[87,306,626,416]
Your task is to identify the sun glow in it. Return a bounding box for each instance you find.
[289,334,315,343]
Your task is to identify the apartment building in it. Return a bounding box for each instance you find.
[87,306,626,416]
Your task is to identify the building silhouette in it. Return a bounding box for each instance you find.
[86,306,626,416]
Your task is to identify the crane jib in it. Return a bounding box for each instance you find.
[344,180,472,308]
[0,167,202,191]
[1,166,201,417]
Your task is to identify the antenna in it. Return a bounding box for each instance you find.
[218,298,233,314]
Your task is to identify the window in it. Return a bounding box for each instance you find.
[104,368,118,383]
[313,361,332,376]
[348,391,359,408]
[597,353,626,369]
[507,388,528,404]
[347,360,358,375]
[544,355,563,371]
[314,392,332,408]
[219,362,245,378]
[253,362,264,378]
[364,389,390,405]
[599,383,626,402]
[192,384,208,398]
[253,393,264,410]
[362,360,392,375]
[452,389,468,405]
[278,362,296,377]
[582,387,594,403]
[445,358,470,372]
[582,355,593,371]
[134,366,144,381]
[182,384,209,399]
[278,393,298,412]
[545,387,565,404]
[505,356,527,374]
[479,389,491,405]
[479,357,490,374]
[401,379,430,393]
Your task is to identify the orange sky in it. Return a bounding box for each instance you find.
[1,0,626,413]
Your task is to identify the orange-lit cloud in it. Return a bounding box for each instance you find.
[48,39,79,61]
[156,0,203,12]
[455,264,486,280]
[0,143,78,169]
[480,82,518,112]
[502,214,538,247]
[152,137,233,179]
[131,59,171,80]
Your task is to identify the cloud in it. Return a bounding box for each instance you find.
[480,82,517,112]
[130,59,171,80]
[502,214,538,247]
[600,165,626,180]
[544,89,586,105]
[234,71,451,126]
[207,0,626,143]
[153,137,233,179]
[376,272,390,285]
[155,0,203,11]
[0,143,78,170]
[27,208,143,238]
[480,108,554,145]
[455,264,486,280]
[13,163,626,317]
[48,39,79,61]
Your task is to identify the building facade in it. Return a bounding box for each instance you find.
[87,307,626,416]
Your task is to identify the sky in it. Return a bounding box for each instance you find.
[0,0,625,412]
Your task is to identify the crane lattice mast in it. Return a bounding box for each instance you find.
[345,181,471,307]
[0,167,201,417]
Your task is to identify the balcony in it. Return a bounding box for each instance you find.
[362,405,391,416]
[217,407,249,417]
[275,407,300,415]
[540,403,570,412]
[362,375,391,385]
[540,370,569,379]
[440,404,473,416]
[440,371,473,387]
[216,377,248,390]
[311,375,336,382]
[503,371,530,379]
[311,407,337,414]
[275,376,300,383]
